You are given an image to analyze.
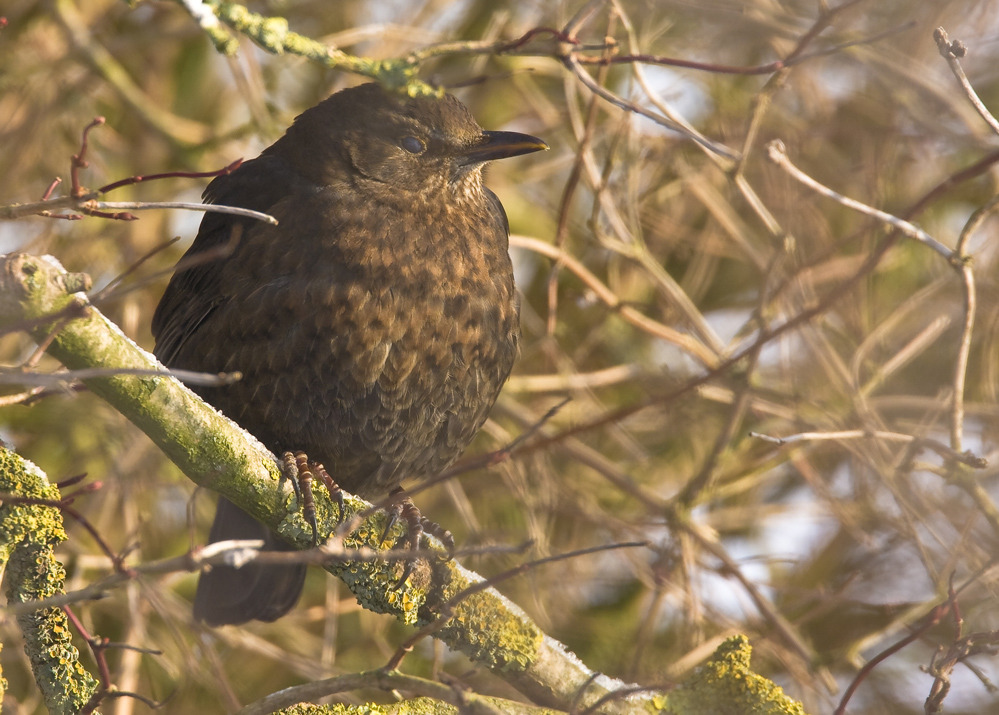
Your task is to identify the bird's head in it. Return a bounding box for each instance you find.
[270,83,548,205]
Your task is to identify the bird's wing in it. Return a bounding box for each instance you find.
[152,154,308,366]
[483,187,511,237]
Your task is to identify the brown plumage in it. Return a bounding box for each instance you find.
[152,83,546,626]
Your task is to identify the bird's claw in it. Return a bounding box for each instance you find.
[380,488,453,588]
[281,450,344,547]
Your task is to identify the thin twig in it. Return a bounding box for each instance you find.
[766,140,954,258]
[0,127,264,222]
[563,53,738,160]
[546,11,613,340]
[0,386,46,407]
[504,364,644,392]
[577,21,912,75]
[1,493,128,571]
[236,669,526,715]
[0,536,533,620]
[934,27,999,137]
[0,366,242,388]
[96,158,243,193]
[749,430,986,468]
[69,117,105,198]
[64,605,111,715]
[953,264,975,454]
[89,237,181,305]
[834,602,952,715]
[831,563,999,715]
[83,201,278,224]
[950,195,999,451]
[511,235,719,367]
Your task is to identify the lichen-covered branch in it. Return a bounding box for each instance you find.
[185,0,441,97]
[240,671,561,715]
[0,444,99,714]
[665,636,807,715]
[268,698,549,715]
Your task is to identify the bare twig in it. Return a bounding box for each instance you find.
[577,21,913,75]
[834,564,999,715]
[766,140,954,258]
[69,116,105,198]
[0,119,271,223]
[0,536,532,619]
[0,386,46,407]
[749,430,987,469]
[834,601,952,715]
[89,237,181,305]
[934,27,999,137]
[63,605,164,714]
[0,366,242,389]
[95,158,244,193]
[950,193,999,452]
[511,235,719,367]
[84,200,277,224]
[4,195,276,225]
[546,11,613,340]
[504,364,644,392]
[563,52,738,160]
[236,669,537,715]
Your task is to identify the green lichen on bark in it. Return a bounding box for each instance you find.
[428,565,543,672]
[274,699,448,715]
[316,505,428,626]
[203,1,439,96]
[0,445,99,714]
[315,499,542,667]
[666,636,807,715]
[273,695,559,714]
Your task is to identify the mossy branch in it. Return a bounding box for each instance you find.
[176,0,563,97]
[241,672,561,715]
[179,0,441,97]
[0,444,100,714]
[0,252,811,715]
[266,698,549,715]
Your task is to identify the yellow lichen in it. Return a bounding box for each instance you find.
[665,636,808,715]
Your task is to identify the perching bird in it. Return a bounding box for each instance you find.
[152,82,547,625]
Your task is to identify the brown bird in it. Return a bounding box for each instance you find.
[152,83,547,626]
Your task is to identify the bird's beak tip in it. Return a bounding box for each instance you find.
[461,131,549,164]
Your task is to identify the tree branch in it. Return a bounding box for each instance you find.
[0,444,99,714]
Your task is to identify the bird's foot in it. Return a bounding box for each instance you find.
[282,450,344,546]
[380,487,454,587]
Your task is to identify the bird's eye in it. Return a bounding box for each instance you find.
[400,136,426,154]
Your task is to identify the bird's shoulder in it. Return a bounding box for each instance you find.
[152,154,314,364]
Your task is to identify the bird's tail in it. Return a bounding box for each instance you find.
[193,496,306,626]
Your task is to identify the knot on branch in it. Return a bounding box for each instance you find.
[0,254,91,310]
